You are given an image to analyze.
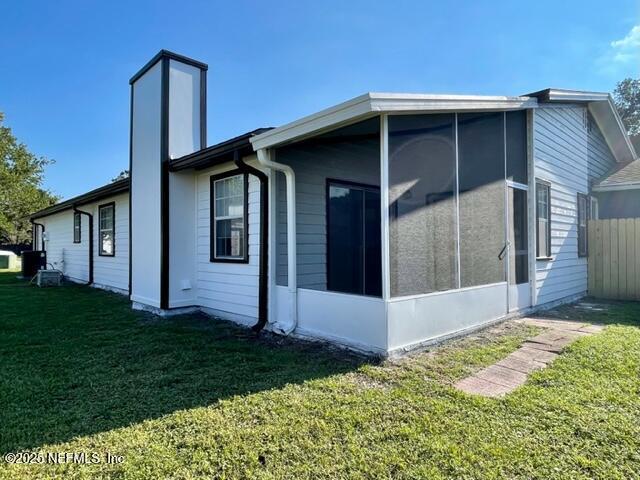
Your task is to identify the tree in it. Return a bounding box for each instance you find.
[613,78,640,137]
[0,113,58,245]
[112,170,129,182]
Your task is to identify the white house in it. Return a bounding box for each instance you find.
[30,50,637,355]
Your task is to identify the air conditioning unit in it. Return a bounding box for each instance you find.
[36,269,63,287]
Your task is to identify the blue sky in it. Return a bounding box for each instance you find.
[1,1,638,199]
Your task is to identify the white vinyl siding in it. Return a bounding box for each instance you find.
[40,209,90,282]
[533,105,589,305]
[196,162,262,322]
[39,193,129,293]
[532,104,616,305]
[93,194,129,291]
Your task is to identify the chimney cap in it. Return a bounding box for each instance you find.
[129,49,208,85]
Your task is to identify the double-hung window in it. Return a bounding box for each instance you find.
[577,193,589,257]
[98,203,115,256]
[211,172,248,262]
[536,180,551,259]
[73,212,81,243]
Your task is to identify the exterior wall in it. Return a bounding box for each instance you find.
[274,135,380,289]
[194,157,263,324]
[289,287,387,354]
[40,209,89,282]
[596,190,640,219]
[169,171,197,308]
[387,283,508,352]
[38,192,129,292]
[533,105,617,306]
[130,61,162,307]
[587,111,617,181]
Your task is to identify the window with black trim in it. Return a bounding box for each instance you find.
[211,172,248,262]
[577,193,589,257]
[98,203,115,256]
[536,180,551,259]
[73,212,81,243]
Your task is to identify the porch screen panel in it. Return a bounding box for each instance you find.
[458,112,506,288]
[506,110,528,185]
[388,114,457,297]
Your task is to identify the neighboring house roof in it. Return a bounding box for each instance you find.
[31,178,130,220]
[593,159,640,192]
[251,89,636,165]
[169,128,273,171]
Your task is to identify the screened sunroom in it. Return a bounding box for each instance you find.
[250,93,536,354]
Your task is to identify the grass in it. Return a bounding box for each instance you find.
[1,272,639,479]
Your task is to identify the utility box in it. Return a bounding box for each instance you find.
[22,251,47,278]
[36,269,62,287]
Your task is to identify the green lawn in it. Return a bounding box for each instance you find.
[1,272,639,479]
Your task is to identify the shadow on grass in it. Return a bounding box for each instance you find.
[534,296,640,327]
[0,272,370,453]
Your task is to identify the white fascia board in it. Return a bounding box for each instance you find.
[368,92,537,113]
[592,182,640,192]
[544,89,611,102]
[250,93,374,151]
[588,98,637,163]
[250,92,538,150]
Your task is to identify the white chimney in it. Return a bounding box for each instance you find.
[129,50,207,310]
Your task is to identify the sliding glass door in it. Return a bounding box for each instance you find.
[327,180,381,297]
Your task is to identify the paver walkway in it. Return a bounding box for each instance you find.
[455,317,604,397]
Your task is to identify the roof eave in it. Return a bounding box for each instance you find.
[169,128,273,171]
[593,182,640,192]
[30,179,130,220]
[250,93,537,150]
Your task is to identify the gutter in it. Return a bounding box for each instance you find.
[255,148,298,335]
[31,220,45,251]
[233,151,269,332]
[73,207,94,285]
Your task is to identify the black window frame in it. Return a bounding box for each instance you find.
[73,212,81,244]
[577,192,589,258]
[326,178,382,297]
[535,179,552,260]
[210,170,249,264]
[98,202,116,257]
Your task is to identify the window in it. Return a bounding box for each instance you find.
[73,212,81,243]
[536,181,551,259]
[98,203,115,256]
[327,180,381,296]
[211,172,247,262]
[577,193,589,257]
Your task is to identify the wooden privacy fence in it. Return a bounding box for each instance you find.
[588,218,640,300]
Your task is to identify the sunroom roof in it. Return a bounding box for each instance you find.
[250,92,536,150]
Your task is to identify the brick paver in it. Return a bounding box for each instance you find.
[455,317,604,397]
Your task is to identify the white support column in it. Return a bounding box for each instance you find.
[380,113,391,351]
[527,108,538,306]
[380,114,391,302]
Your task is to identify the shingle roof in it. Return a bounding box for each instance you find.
[594,159,640,190]
[30,178,130,220]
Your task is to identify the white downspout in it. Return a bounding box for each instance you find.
[256,148,297,334]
